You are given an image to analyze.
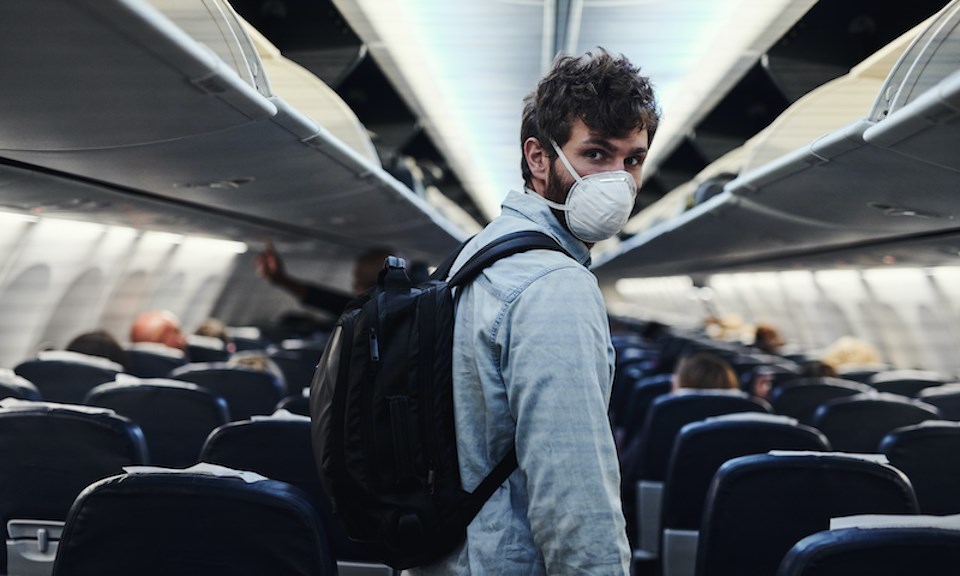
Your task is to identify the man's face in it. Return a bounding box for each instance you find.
[160,321,187,352]
[545,118,649,205]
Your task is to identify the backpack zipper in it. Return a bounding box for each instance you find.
[369,328,380,362]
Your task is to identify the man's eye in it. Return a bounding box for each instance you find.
[625,156,643,168]
[586,150,604,161]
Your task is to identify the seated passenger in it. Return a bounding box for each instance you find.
[822,336,883,373]
[226,350,288,396]
[194,317,235,354]
[129,310,188,357]
[753,323,785,355]
[673,352,739,392]
[65,329,130,372]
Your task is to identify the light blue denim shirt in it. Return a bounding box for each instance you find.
[408,190,630,575]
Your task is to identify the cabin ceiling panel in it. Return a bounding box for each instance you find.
[0,0,272,151]
[0,0,465,262]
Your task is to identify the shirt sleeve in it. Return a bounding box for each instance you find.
[301,285,353,315]
[497,265,630,575]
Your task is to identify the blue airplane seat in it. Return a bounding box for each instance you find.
[14,352,121,404]
[85,379,230,468]
[769,377,875,425]
[697,453,918,576]
[0,402,147,575]
[917,383,960,420]
[660,414,830,576]
[777,527,960,576]
[51,469,336,576]
[812,393,940,452]
[170,362,285,421]
[200,417,386,568]
[0,370,41,401]
[124,345,188,378]
[880,420,960,514]
[620,391,771,557]
[868,369,952,397]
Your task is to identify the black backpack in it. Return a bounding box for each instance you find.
[309,230,570,569]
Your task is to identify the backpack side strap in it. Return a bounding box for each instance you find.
[454,447,518,527]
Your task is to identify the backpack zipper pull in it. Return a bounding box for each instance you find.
[368,328,380,361]
[427,467,436,494]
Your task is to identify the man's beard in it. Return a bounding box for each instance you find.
[544,158,572,205]
[544,158,574,234]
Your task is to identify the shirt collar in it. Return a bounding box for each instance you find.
[500,189,591,266]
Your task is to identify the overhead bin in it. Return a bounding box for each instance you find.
[0,0,465,262]
[593,2,960,280]
[864,0,960,172]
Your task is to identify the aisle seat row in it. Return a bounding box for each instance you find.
[0,401,392,576]
[612,330,960,576]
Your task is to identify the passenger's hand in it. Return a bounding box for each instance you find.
[256,240,286,284]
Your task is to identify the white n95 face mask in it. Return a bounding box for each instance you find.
[535,140,638,243]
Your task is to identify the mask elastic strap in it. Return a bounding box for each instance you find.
[549,139,584,184]
[525,187,569,211]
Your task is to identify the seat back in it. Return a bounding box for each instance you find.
[125,348,188,378]
[768,378,873,425]
[868,370,952,397]
[813,394,941,452]
[0,403,147,575]
[616,374,673,451]
[620,391,770,554]
[200,418,375,562]
[697,453,918,576]
[85,380,229,467]
[626,391,772,484]
[777,527,960,576]
[918,383,960,420]
[662,414,830,531]
[660,415,829,576]
[880,421,960,514]
[171,363,285,421]
[0,403,148,522]
[269,343,326,395]
[52,471,336,576]
[14,356,120,404]
[0,369,41,401]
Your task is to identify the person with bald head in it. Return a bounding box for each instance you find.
[130,310,187,355]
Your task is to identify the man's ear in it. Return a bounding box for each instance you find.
[523,137,549,181]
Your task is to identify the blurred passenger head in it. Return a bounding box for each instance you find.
[66,329,129,370]
[130,310,187,353]
[822,336,882,371]
[195,317,232,344]
[673,352,738,392]
[754,324,785,355]
[227,350,286,393]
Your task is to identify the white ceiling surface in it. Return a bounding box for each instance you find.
[0,0,465,262]
[334,0,817,220]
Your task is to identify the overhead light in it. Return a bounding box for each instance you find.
[174,177,255,190]
[0,210,38,223]
[869,202,950,219]
[144,231,185,245]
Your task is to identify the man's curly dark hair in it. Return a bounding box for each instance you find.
[521,48,660,180]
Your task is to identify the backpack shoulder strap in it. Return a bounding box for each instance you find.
[447,230,571,288]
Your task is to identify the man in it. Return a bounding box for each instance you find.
[255,241,395,315]
[412,49,659,575]
[129,310,188,354]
